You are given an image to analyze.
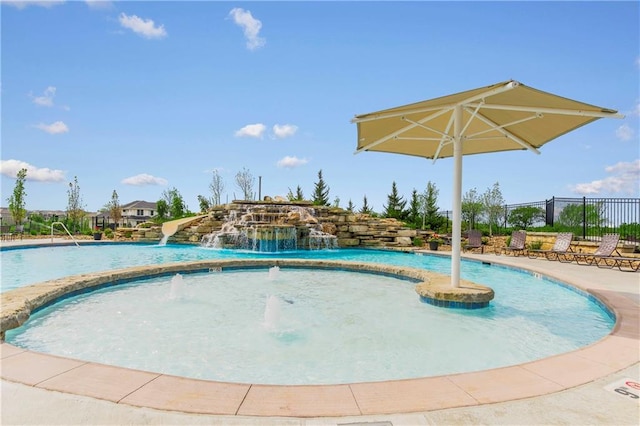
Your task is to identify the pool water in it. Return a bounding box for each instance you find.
[2,244,614,385]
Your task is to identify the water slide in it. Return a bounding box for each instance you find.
[161,215,208,238]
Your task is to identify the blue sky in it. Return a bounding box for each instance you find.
[1,1,638,214]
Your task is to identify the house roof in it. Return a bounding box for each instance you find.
[121,200,157,210]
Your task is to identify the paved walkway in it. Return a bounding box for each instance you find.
[1,240,638,425]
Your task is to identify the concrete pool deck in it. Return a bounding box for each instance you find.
[1,239,639,425]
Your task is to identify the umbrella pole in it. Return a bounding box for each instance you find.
[451,105,463,288]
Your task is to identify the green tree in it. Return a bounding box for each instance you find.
[7,168,27,227]
[156,199,169,220]
[106,190,122,228]
[508,206,545,230]
[359,195,373,214]
[421,181,442,231]
[332,196,340,208]
[66,176,85,233]
[287,185,305,202]
[462,187,483,231]
[312,169,330,206]
[197,195,211,213]
[383,181,406,219]
[482,182,504,236]
[407,189,421,227]
[557,203,606,229]
[346,199,355,212]
[235,167,255,200]
[161,187,186,218]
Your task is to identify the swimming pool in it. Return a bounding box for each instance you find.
[1,243,614,385]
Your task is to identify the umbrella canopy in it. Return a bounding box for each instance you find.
[352,80,623,287]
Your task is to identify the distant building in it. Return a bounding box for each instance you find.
[95,200,157,228]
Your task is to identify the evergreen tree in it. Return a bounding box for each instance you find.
[382,181,406,219]
[359,195,373,214]
[407,189,421,227]
[287,185,305,201]
[312,169,330,206]
[422,181,442,231]
[346,199,355,212]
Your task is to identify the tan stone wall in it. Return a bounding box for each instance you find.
[124,203,431,249]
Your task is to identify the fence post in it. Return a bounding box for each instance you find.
[545,197,554,227]
[582,196,587,239]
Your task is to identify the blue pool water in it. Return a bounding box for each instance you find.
[2,243,614,385]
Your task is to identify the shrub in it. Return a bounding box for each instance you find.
[528,240,543,250]
[412,237,424,247]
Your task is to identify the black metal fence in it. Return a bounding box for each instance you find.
[440,196,640,243]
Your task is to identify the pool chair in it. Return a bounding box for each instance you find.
[595,255,640,272]
[463,229,484,253]
[527,232,574,261]
[560,233,620,266]
[496,230,527,256]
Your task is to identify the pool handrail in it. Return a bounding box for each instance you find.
[50,222,80,247]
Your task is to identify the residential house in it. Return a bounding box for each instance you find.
[95,200,157,228]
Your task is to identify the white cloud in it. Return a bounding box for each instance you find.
[615,124,635,141]
[272,124,298,139]
[121,173,168,186]
[228,8,265,51]
[3,0,65,9]
[632,100,640,117]
[277,156,308,169]
[0,159,65,182]
[30,86,56,107]
[570,159,640,196]
[85,0,112,9]
[34,121,68,134]
[118,13,167,39]
[235,123,266,138]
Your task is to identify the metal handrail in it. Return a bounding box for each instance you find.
[51,222,80,247]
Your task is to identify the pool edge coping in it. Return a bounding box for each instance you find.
[1,250,638,418]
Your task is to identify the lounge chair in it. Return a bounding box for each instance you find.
[496,230,527,256]
[463,229,484,253]
[527,232,574,261]
[560,233,620,265]
[595,255,640,272]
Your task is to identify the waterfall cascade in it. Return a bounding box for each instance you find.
[201,202,337,252]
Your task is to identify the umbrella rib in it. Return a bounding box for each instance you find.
[472,112,541,154]
[401,117,451,139]
[352,80,522,124]
[355,107,452,153]
[463,108,542,139]
[466,103,624,118]
[432,113,456,162]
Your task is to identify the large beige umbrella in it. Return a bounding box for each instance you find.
[352,80,623,287]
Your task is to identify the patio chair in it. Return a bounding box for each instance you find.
[463,229,484,253]
[595,255,640,272]
[1,225,14,241]
[527,232,574,261]
[560,233,620,265]
[496,230,527,256]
